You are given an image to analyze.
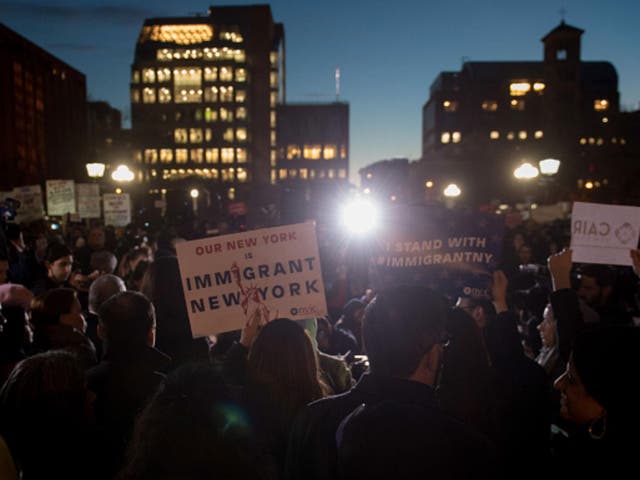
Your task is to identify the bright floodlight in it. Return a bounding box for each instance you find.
[341,199,377,234]
[514,163,539,180]
[111,165,134,182]
[190,188,200,198]
[443,183,461,198]
[539,158,561,176]
[86,163,106,178]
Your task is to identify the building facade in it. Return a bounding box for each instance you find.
[421,22,635,204]
[0,23,88,190]
[130,5,285,206]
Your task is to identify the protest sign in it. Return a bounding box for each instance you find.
[46,180,76,216]
[75,183,101,218]
[103,193,131,227]
[570,202,640,266]
[176,222,327,337]
[370,205,504,298]
[11,185,45,223]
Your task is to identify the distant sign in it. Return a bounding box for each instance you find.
[228,201,248,216]
[46,180,76,216]
[103,193,131,227]
[11,185,45,223]
[176,222,327,337]
[75,183,101,219]
[570,202,640,266]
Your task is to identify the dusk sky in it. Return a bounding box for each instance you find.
[2,0,639,183]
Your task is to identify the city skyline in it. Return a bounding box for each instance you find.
[2,0,639,184]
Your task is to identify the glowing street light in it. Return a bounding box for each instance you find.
[111,165,135,182]
[539,158,561,176]
[86,163,106,179]
[443,183,461,197]
[341,198,378,234]
[190,188,200,199]
[514,162,539,180]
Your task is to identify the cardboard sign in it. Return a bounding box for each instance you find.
[570,202,640,266]
[11,185,45,222]
[370,205,504,298]
[75,183,101,219]
[46,180,76,216]
[176,222,327,337]
[103,193,131,227]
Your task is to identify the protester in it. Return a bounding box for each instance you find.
[329,298,365,357]
[74,226,107,274]
[87,274,127,359]
[31,242,73,295]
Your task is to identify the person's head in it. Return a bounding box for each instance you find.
[577,265,615,307]
[44,243,73,284]
[128,259,150,291]
[88,274,126,314]
[30,288,85,332]
[363,286,447,385]
[98,291,156,351]
[454,296,495,330]
[518,244,533,265]
[342,298,366,328]
[0,304,33,353]
[0,258,9,284]
[554,327,640,434]
[247,318,324,415]
[537,304,556,349]
[121,364,258,480]
[90,250,117,275]
[87,227,106,251]
[512,231,526,251]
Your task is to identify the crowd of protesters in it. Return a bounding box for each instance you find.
[0,215,639,480]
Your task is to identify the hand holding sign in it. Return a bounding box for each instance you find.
[548,248,572,292]
[240,308,264,349]
[491,270,508,313]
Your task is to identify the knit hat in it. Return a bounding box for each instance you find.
[45,242,72,263]
[572,326,640,420]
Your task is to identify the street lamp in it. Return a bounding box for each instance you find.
[111,165,134,182]
[86,163,106,179]
[539,158,561,176]
[514,162,539,180]
[443,183,461,197]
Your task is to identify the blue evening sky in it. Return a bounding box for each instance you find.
[2,0,639,183]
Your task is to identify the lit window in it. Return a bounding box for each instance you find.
[323,145,336,160]
[221,148,234,163]
[220,29,243,43]
[533,82,545,92]
[443,100,458,112]
[339,169,347,179]
[234,50,246,62]
[271,150,277,166]
[236,107,247,119]
[132,71,140,84]
[287,146,301,159]
[236,148,247,163]
[175,149,188,164]
[594,99,609,111]
[158,87,171,103]
[270,92,278,108]
[223,128,234,142]
[580,137,587,145]
[204,86,218,102]
[133,150,142,164]
[205,129,212,142]
[452,132,461,143]
[271,131,276,147]
[206,148,218,163]
[220,86,234,102]
[518,131,527,140]
[510,99,525,111]
[204,107,217,122]
[509,82,531,96]
[220,67,233,82]
[490,130,500,140]
[310,170,316,179]
[304,145,322,160]
[236,128,247,141]
[507,132,515,141]
[270,52,278,67]
[621,138,626,145]
[340,146,347,159]
[271,170,277,183]
[299,168,308,180]
[611,137,617,144]
[482,100,498,112]
[157,68,171,82]
[173,68,202,103]
[221,168,234,182]
[441,132,451,144]
[160,149,173,164]
[142,87,156,104]
[189,128,203,143]
[279,169,287,180]
[235,90,246,103]
[588,137,595,145]
[143,68,156,83]
[204,67,217,82]
[236,68,247,82]
[191,149,204,163]
[534,130,544,139]
[270,72,278,88]
[131,88,140,103]
[602,117,609,124]
[174,129,188,144]
[144,149,158,164]
[142,24,213,45]
[596,138,604,146]
[237,168,248,182]
[289,169,298,179]
[270,111,276,128]
[220,108,233,122]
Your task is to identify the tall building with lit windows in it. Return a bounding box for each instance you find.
[0,23,88,190]
[420,22,635,203]
[130,5,284,206]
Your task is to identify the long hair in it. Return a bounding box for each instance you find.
[247,319,324,420]
[30,288,77,327]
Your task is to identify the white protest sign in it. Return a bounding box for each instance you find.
[75,183,101,218]
[46,180,76,216]
[11,185,45,222]
[176,222,327,337]
[103,193,131,226]
[570,202,640,266]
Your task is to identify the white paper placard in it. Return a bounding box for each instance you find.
[103,193,131,227]
[46,180,76,216]
[76,183,101,219]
